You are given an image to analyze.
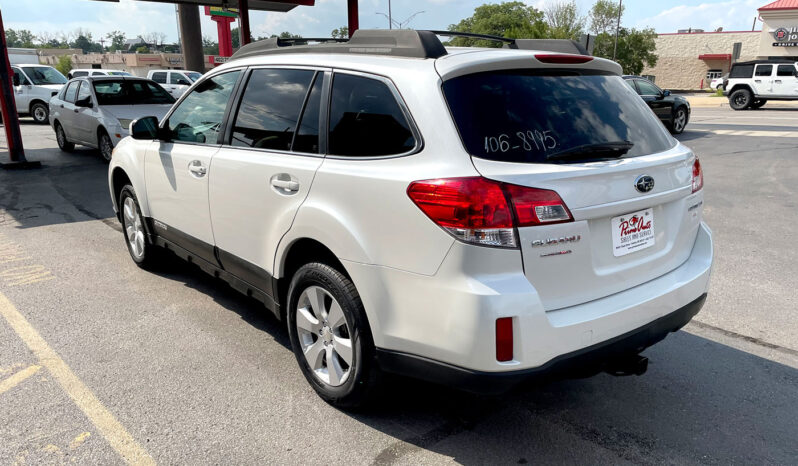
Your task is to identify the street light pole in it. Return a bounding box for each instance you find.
[613,0,622,61]
[388,0,392,30]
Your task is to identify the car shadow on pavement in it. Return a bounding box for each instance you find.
[674,130,712,143]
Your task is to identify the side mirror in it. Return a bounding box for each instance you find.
[12,75,20,86]
[662,90,671,97]
[75,97,93,108]
[130,116,160,140]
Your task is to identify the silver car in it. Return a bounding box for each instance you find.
[49,76,176,161]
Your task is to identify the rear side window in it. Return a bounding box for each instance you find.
[777,65,795,77]
[754,65,773,77]
[64,81,80,103]
[231,68,315,151]
[151,72,167,84]
[442,70,674,164]
[328,74,416,157]
[730,64,754,78]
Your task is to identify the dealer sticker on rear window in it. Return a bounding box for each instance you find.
[611,208,655,257]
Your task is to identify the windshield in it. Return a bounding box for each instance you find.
[107,71,131,76]
[93,80,176,105]
[186,72,202,82]
[442,70,675,164]
[21,66,67,85]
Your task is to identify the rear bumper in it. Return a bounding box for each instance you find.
[376,293,706,395]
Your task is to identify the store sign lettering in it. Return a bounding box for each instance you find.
[772,27,798,46]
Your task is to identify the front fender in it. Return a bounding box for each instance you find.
[108,137,151,218]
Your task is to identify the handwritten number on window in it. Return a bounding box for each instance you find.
[484,130,556,154]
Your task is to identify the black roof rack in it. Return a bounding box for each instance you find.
[230,29,590,61]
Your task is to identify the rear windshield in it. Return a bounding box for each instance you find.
[442,70,674,163]
[93,80,175,105]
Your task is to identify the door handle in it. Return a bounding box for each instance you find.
[271,178,299,192]
[60,104,64,108]
[775,79,783,83]
[188,161,207,177]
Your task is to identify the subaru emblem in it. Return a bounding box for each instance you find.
[635,175,655,193]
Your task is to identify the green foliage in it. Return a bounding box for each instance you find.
[447,1,547,47]
[202,36,218,55]
[273,32,302,39]
[135,45,150,54]
[72,34,102,53]
[55,55,72,75]
[106,30,126,52]
[5,29,36,48]
[592,27,658,75]
[544,1,586,40]
[713,88,724,97]
[231,27,240,49]
[589,0,624,35]
[331,26,349,39]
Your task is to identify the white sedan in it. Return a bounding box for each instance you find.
[48,76,176,161]
[710,75,727,90]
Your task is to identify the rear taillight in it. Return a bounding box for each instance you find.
[534,53,593,64]
[407,177,573,248]
[692,158,703,193]
[496,317,513,362]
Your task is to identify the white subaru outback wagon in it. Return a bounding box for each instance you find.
[108,30,713,408]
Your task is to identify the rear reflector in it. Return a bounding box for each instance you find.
[535,53,594,64]
[692,157,704,193]
[496,318,513,362]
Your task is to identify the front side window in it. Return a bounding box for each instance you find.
[442,70,675,164]
[64,81,80,103]
[231,68,315,151]
[635,79,661,96]
[293,74,323,154]
[165,70,241,145]
[76,82,92,103]
[777,65,795,77]
[755,65,773,77]
[170,72,191,86]
[328,73,416,157]
[12,68,29,86]
[151,72,167,84]
[21,66,67,85]
[186,72,202,82]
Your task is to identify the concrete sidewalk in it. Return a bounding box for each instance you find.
[685,93,798,108]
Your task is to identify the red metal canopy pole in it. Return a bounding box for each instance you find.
[238,0,251,46]
[347,0,359,37]
[0,9,26,164]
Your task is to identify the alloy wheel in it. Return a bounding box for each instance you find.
[673,109,686,133]
[123,197,145,260]
[56,125,66,147]
[100,134,113,161]
[295,286,353,387]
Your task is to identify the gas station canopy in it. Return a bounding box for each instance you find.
[93,0,315,13]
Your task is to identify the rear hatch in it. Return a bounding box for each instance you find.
[440,58,702,310]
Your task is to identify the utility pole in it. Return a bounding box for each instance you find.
[388,0,392,30]
[613,0,622,61]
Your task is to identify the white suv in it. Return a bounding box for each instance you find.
[725,60,798,110]
[109,30,713,408]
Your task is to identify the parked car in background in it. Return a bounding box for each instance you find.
[11,64,67,124]
[623,75,691,134]
[146,69,203,98]
[49,76,175,161]
[710,74,727,90]
[724,60,798,110]
[109,30,712,408]
[68,69,132,79]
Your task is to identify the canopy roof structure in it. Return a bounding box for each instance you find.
[93,0,314,13]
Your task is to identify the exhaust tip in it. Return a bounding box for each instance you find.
[604,355,649,377]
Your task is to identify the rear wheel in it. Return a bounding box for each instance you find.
[55,123,74,152]
[287,262,380,409]
[30,102,49,124]
[750,99,767,109]
[670,107,688,134]
[98,130,114,162]
[729,89,752,110]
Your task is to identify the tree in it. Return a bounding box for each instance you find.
[592,27,658,75]
[231,27,240,49]
[331,26,348,39]
[55,55,72,75]
[202,35,218,55]
[135,45,150,54]
[589,0,624,35]
[5,29,36,48]
[143,32,167,51]
[106,30,126,52]
[275,32,302,39]
[544,1,585,40]
[447,2,547,47]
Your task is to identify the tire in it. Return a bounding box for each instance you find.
[119,185,162,270]
[670,106,688,134]
[750,99,767,109]
[54,123,75,152]
[729,89,752,110]
[98,129,114,162]
[30,102,49,124]
[287,262,380,409]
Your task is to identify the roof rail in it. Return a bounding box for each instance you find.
[231,29,447,61]
[229,29,591,61]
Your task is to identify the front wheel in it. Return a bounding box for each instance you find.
[119,185,162,269]
[31,102,49,124]
[287,263,380,409]
[99,130,114,162]
[670,107,688,134]
[729,89,752,110]
[55,123,75,152]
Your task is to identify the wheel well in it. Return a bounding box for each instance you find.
[28,99,46,113]
[277,238,349,314]
[728,84,753,95]
[111,168,132,215]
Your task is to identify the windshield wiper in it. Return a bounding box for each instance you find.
[546,141,634,162]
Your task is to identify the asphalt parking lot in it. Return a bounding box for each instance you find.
[1,107,797,465]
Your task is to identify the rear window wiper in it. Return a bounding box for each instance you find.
[546,141,634,162]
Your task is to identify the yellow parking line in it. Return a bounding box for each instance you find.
[0,364,40,396]
[0,292,155,466]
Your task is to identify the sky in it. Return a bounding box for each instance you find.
[0,0,771,45]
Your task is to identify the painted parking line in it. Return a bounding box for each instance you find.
[0,364,40,396]
[0,292,155,466]
[690,129,798,137]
